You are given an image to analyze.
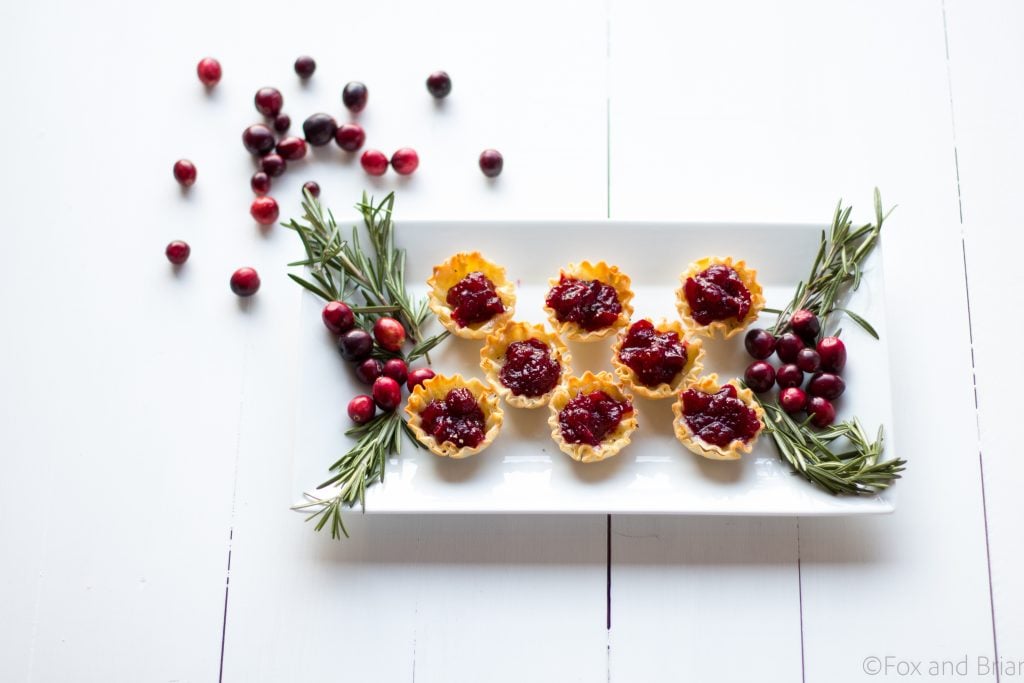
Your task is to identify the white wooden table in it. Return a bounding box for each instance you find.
[1,1,1020,680]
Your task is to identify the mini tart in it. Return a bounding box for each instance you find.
[675,256,765,339]
[547,371,638,463]
[611,318,705,400]
[544,261,635,342]
[671,374,766,461]
[405,374,504,459]
[480,322,572,409]
[427,252,516,339]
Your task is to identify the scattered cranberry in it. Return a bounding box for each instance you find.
[347,395,376,424]
[250,196,279,225]
[479,149,504,178]
[196,57,222,86]
[790,309,821,342]
[230,267,260,297]
[259,153,287,178]
[779,387,807,414]
[373,317,406,351]
[242,124,275,155]
[776,364,804,389]
[355,358,384,385]
[744,328,776,359]
[250,172,271,196]
[360,149,388,176]
[172,159,197,188]
[254,87,284,117]
[342,81,368,112]
[273,114,291,133]
[426,71,452,98]
[334,123,366,152]
[372,376,402,411]
[796,348,822,373]
[337,329,373,361]
[382,358,408,385]
[294,55,316,79]
[276,136,307,161]
[302,113,338,146]
[744,361,776,393]
[407,368,435,390]
[808,373,845,400]
[807,396,836,428]
[303,180,321,198]
[165,240,190,265]
[322,301,355,334]
[775,332,805,363]
[390,148,419,175]
[817,336,847,372]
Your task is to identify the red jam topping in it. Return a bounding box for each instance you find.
[419,388,487,448]
[545,276,622,331]
[499,338,561,397]
[618,320,688,387]
[558,390,633,446]
[446,271,505,327]
[681,384,761,447]
[684,264,752,325]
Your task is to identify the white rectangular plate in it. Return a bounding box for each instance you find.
[291,221,895,515]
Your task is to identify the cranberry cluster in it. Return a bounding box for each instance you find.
[742,309,848,428]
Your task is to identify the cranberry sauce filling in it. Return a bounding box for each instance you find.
[618,320,688,387]
[445,271,506,327]
[499,338,561,397]
[681,384,761,447]
[558,390,633,447]
[419,388,487,449]
[684,264,752,326]
[545,276,622,331]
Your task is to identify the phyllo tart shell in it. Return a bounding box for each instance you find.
[480,321,572,409]
[547,371,638,464]
[675,256,765,339]
[427,252,516,339]
[405,374,504,459]
[611,318,705,400]
[671,374,766,461]
[544,261,635,342]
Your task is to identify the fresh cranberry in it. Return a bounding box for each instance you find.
[807,396,836,428]
[808,373,845,400]
[242,124,275,155]
[681,384,761,446]
[546,276,622,331]
[479,149,504,178]
[447,272,506,327]
[618,320,687,387]
[335,123,366,152]
[322,301,355,334]
[230,267,260,297]
[273,114,291,133]
[360,149,388,176]
[337,329,373,361]
[500,339,560,397]
[342,81,368,112]
[250,172,271,195]
[407,368,436,390]
[165,240,190,265]
[790,309,821,342]
[744,361,776,393]
[250,196,279,225]
[796,348,822,373]
[259,153,287,177]
[558,390,633,446]
[373,317,406,351]
[254,87,283,116]
[779,387,807,414]
[303,181,321,198]
[196,57,222,86]
[426,71,452,98]
[276,136,307,161]
[172,159,197,187]
[817,336,847,372]
[684,264,752,325]
[775,333,805,363]
[355,358,384,385]
[294,55,316,79]
[419,388,487,448]
[382,358,409,385]
[373,377,403,411]
[302,113,338,146]
[347,395,376,424]
[744,328,776,359]
[390,148,419,175]
[776,364,804,389]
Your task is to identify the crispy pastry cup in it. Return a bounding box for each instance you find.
[543,261,635,342]
[405,374,504,459]
[547,371,638,463]
[611,318,705,400]
[671,374,766,461]
[675,256,765,339]
[480,321,572,409]
[427,252,516,339]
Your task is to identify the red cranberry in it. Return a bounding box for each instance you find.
[250,196,279,225]
[479,149,504,178]
[807,396,836,428]
[294,55,316,79]
[355,358,384,385]
[779,387,807,414]
[230,267,260,297]
[373,317,406,351]
[259,153,287,177]
[390,148,419,175]
[172,159,197,187]
[808,373,845,400]
[407,368,435,390]
[744,328,776,359]
[338,329,373,362]
[273,114,291,133]
[165,240,190,265]
[426,71,452,98]
[276,136,307,161]
[334,123,366,152]
[250,172,271,195]
[790,309,821,342]
[196,57,222,86]
[775,332,805,363]
[744,361,776,393]
[776,364,804,389]
[361,149,388,176]
[796,348,822,373]
[342,81,368,112]
[303,181,321,198]
[382,358,408,385]
[322,301,355,334]
[302,113,338,146]
[372,377,402,411]
[347,395,376,424]
[817,336,847,372]
[254,87,283,116]
[242,124,275,155]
